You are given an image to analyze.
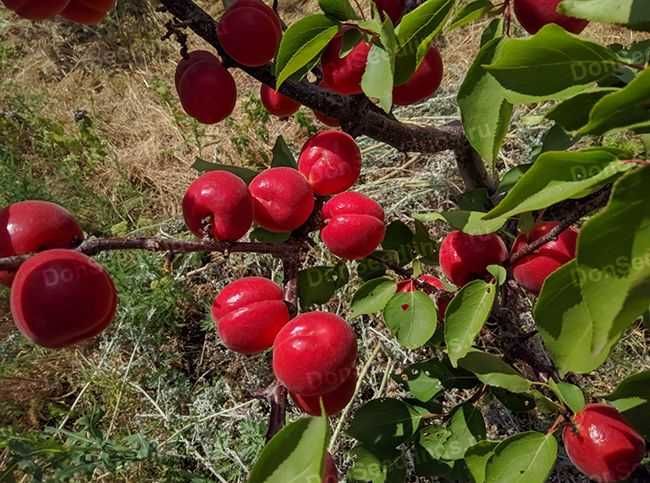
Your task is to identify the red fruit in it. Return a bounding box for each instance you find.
[314,110,340,127]
[323,453,339,483]
[321,192,385,260]
[439,231,508,287]
[217,0,282,67]
[563,404,646,482]
[291,370,357,416]
[211,277,289,354]
[60,0,114,24]
[249,167,315,233]
[373,0,404,25]
[260,85,301,118]
[0,201,83,286]
[393,46,444,106]
[10,249,117,348]
[298,130,361,195]
[177,59,237,124]
[175,50,219,89]
[511,221,578,295]
[182,171,253,241]
[321,33,371,95]
[1,0,70,20]
[273,311,357,396]
[514,0,589,35]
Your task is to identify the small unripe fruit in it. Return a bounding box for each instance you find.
[298,130,361,195]
[249,167,315,233]
[177,59,237,124]
[291,370,357,416]
[323,453,339,483]
[217,0,282,67]
[60,0,114,24]
[321,192,385,260]
[439,231,508,287]
[321,33,371,95]
[373,0,405,24]
[0,201,84,286]
[260,85,301,118]
[563,404,646,482]
[514,0,589,35]
[511,221,578,295]
[273,311,357,396]
[182,171,253,241]
[10,249,117,348]
[175,50,219,89]
[393,46,444,106]
[1,0,70,20]
[212,277,289,354]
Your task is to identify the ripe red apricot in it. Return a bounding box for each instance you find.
[514,0,589,35]
[177,59,237,124]
[298,130,361,195]
[1,0,70,20]
[249,167,315,233]
[323,453,339,483]
[10,249,117,348]
[439,231,508,287]
[175,50,219,89]
[182,170,253,241]
[260,85,301,118]
[291,370,357,416]
[273,311,357,396]
[0,201,83,286]
[393,46,444,106]
[373,0,405,25]
[60,0,114,24]
[511,221,578,295]
[217,0,282,67]
[321,33,371,95]
[563,404,646,482]
[320,192,385,260]
[211,277,289,354]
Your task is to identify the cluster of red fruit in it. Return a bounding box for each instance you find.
[1,0,113,24]
[0,201,117,348]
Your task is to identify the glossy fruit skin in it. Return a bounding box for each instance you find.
[217,0,282,67]
[0,201,84,286]
[211,277,289,354]
[177,59,237,124]
[298,130,361,195]
[323,453,339,483]
[373,0,404,24]
[321,33,371,95]
[175,50,219,89]
[249,167,315,233]
[514,0,589,34]
[1,0,70,20]
[182,171,253,241]
[321,192,385,260]
[511,221,578,295]
[563,404,646,482]
[439,231,508,287]
[393,46,444,106]
[10,249,117,348]
[291,370,357,416]
[260,85,301,118]
[60,0,114,24]
[273,311,357,396]
[396,275,450,320]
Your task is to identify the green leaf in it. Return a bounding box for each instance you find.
[548,381,586,414]
[358,250,399,280]
[191,159,258,183]
[546,88,617,132]
[412,220,438,263]
[249,228,291,243]
[559,0,650,31]
[399,357,478,402]
[383,291,438,349]
[448,0,495,31]
[349,447,406,483]
[350,277,397,317]
[493,388,537,413]
[484,24,619,104]
[485,432,558,483]
[414,210,506,235]
[487,265,507,286]
[298,264,349,307]
[441,404,487,460]
[362,44,394,112]
[496,164,532,198]
[484,148,629,221]
[348,399,422,451]
[606,370,650,439]
[382,220,415,266]
[275,15,339,88]
[458,350,531,393]
[271,136,297,168]
[480,18,504,46]
[445,281,497,367]
[248,416,328,483]
[319,0,358,21]
[458,36,513,165]
[465,441,498,483]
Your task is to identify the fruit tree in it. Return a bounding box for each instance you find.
[1,0,650,481]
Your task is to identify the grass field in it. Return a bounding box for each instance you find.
[1,1,649,481]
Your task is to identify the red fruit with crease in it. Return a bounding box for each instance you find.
[439,231,508,287]
[291,370,357,416]
[321,33,371,95]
